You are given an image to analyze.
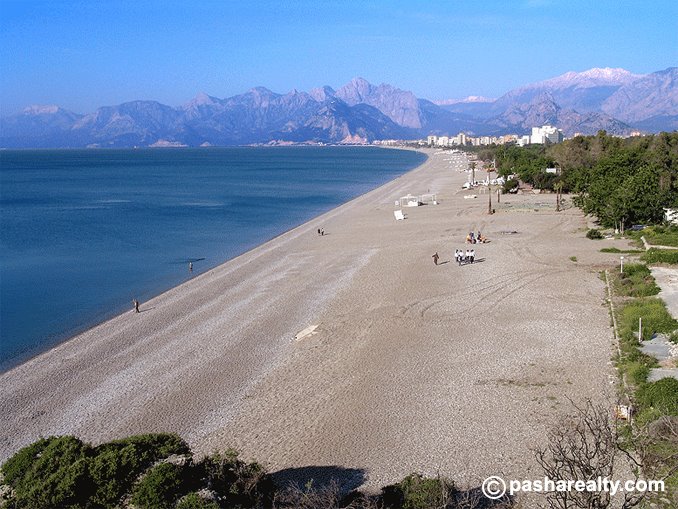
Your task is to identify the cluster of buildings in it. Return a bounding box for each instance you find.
[422,125,564,148]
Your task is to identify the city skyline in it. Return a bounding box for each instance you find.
[1,0,676,115]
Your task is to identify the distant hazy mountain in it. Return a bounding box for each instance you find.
[492,67,643,113]
[334,77,423,129]
[493,93,631,136]
[1,105,84,148]
[1,67,676,148]
[601,67,678,123]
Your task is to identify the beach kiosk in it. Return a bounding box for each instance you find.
[399,194,421,207]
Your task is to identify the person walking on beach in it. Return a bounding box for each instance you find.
[321,228,325,236]
[432,252,439,265]
[133,299,140,313]
[470,249,475,264]
[317,228,321,236]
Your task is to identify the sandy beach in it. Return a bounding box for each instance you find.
[1,149,620,492]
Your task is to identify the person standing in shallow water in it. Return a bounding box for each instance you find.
[189,262,193,272]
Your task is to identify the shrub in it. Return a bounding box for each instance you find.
[502,179,519,193]
[382,474,454,509]
[199,450,272,507]
[131,462,186,509]
[87,442,145,507]
[586,228,603,239]
[176,492,220,509]
[0,436,93,508]
[1,433,192,509]
[636,378,678,416]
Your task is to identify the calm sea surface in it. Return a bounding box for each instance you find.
[0,146,426,371]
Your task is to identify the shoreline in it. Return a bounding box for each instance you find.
[0,148,435,454]
[0,146,427,373]
[2,149,616,491]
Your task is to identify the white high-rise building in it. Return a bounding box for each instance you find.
[530,125,564,144]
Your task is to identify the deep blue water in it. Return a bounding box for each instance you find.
[0,146,426,371]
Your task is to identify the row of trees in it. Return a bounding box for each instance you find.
[470,131,678,229]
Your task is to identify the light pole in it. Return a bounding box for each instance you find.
[620,256,624,274]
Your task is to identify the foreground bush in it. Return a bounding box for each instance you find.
[1,436,92,508]
[1,435,517,509]
[198,449,273,507]
[382,474,455,509]
[1,433,190,509]
[131,462,186,509]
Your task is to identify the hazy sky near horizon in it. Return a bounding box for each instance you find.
[1,0,676,115]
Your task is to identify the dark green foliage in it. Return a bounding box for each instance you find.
[131,462,185,509]
[615,263,660,297]
[1,435,92,508]
[176,492,220,509]
[199,449,273,507]
[1,433,190,509]
[89,433,189,506]
[502,178,519,193]
[564,132,678,228]
[636,378,678,416]
[586,228,603,239]
[382,474,454,509]
[642,248,678,265]
[494,144,556,188]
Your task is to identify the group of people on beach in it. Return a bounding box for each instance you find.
[317,227,325,236]
[455,249,475,265]
[466,231,486,244]
[431,248,477,266]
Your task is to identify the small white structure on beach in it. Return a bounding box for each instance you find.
[399,194,421,207]
[394,210,406,220]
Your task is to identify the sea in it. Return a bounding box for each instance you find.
[0,146,427,371]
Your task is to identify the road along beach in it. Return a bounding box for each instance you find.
[1,149,615,491]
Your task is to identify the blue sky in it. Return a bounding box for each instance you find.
[1,0,676,115]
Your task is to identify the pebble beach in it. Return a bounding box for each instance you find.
[1,148,618,492]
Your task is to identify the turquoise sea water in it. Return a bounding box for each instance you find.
[0,146,426,371]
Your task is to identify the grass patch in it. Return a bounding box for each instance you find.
[600,247,644,254]
[641,248,678,265]
[615,297,676,386]
[641,225,678,247]
[614,263,661,297]
[619,298,678,342]
[569,256,577,262]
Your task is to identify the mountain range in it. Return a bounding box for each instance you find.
[2,67,676,148]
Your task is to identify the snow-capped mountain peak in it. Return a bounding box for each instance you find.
[536,67,644,89]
